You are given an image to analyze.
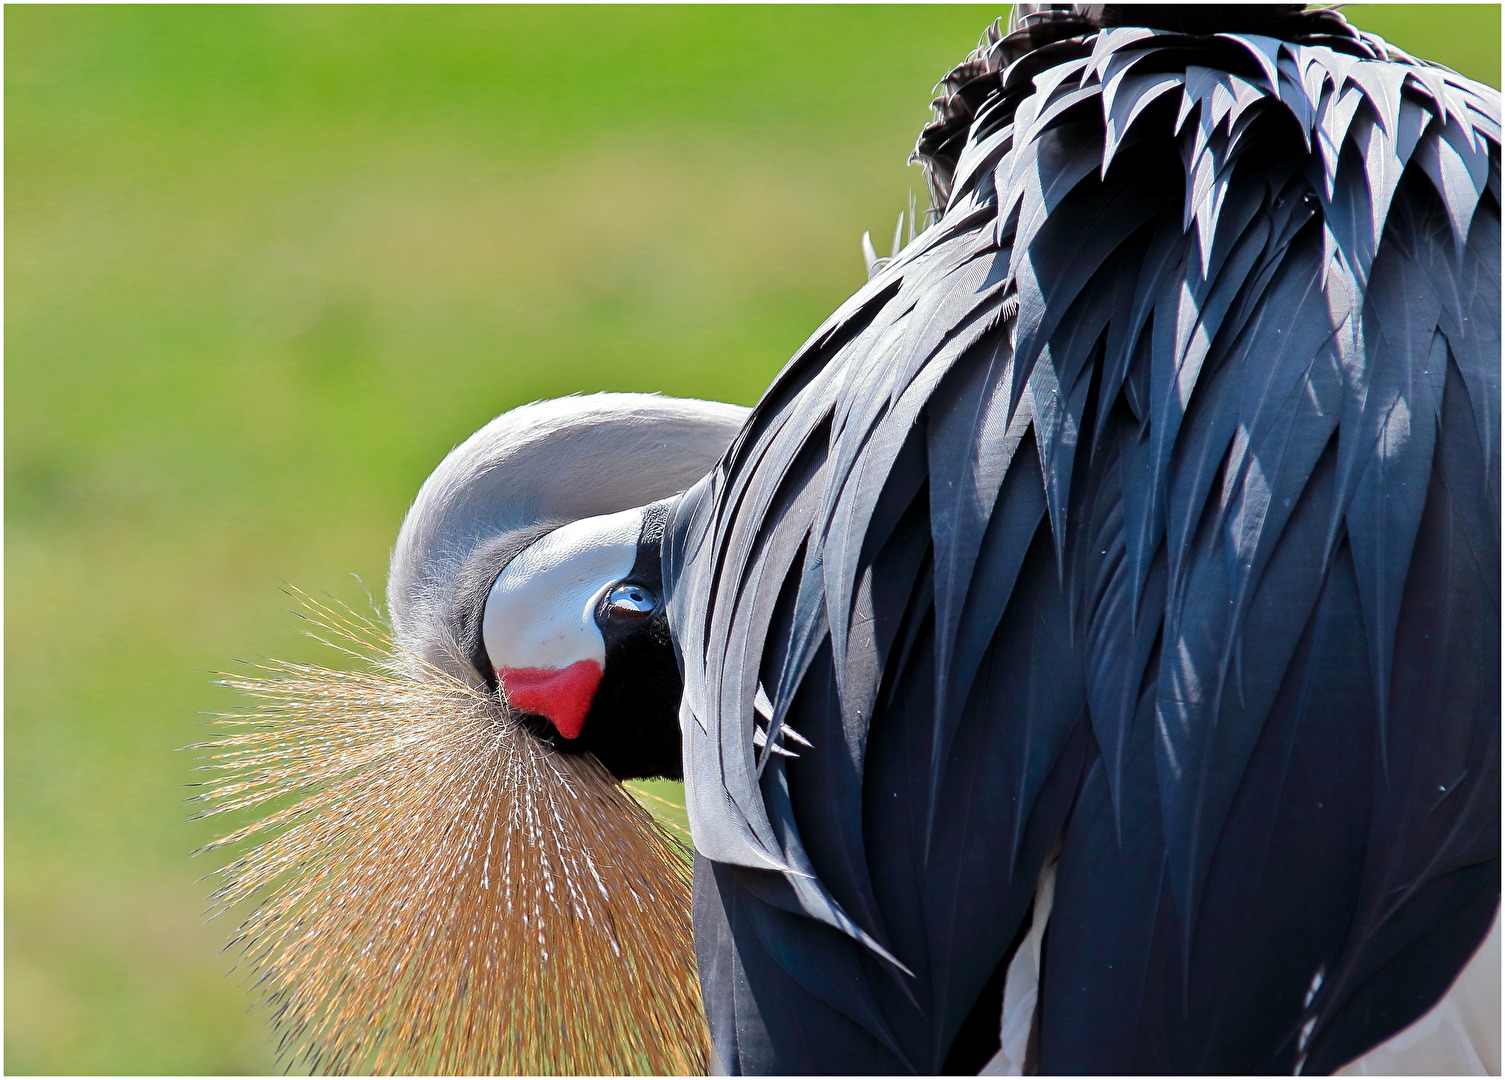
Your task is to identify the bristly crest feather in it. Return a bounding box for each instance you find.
[192,590,706,1075]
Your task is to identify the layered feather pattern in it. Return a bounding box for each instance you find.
[669,15,1499,1074]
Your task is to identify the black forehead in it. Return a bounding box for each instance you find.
[629,500,673,586]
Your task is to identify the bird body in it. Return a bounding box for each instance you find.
[208,7,1500,1075]
[667,9,1500,1073]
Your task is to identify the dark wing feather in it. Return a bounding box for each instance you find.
[668,16,1499,1074]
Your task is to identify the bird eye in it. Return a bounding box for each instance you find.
[604,582,657,618]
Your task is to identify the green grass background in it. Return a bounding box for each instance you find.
[6,6,1498,1075]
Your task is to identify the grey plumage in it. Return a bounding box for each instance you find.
[669,11,1499,1073]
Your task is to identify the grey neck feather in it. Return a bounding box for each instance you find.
[387,392,750,684]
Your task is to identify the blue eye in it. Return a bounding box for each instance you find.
[605,583,656,617]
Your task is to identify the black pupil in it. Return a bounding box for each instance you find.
[613,585,653,613]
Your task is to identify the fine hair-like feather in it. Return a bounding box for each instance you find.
[195,593,707,1075]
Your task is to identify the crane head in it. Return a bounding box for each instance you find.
[478,500,685,778]
[200,392,748,1074]
[384,392,747,780]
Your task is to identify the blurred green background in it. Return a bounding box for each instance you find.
[6,6,1498,1075]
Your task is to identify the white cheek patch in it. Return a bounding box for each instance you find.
[481,507,643,674]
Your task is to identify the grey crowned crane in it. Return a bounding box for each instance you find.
[201,4,1500,1075]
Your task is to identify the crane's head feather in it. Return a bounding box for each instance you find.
[197,595,709,1074]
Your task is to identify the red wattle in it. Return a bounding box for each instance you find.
[497,660,602,740]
